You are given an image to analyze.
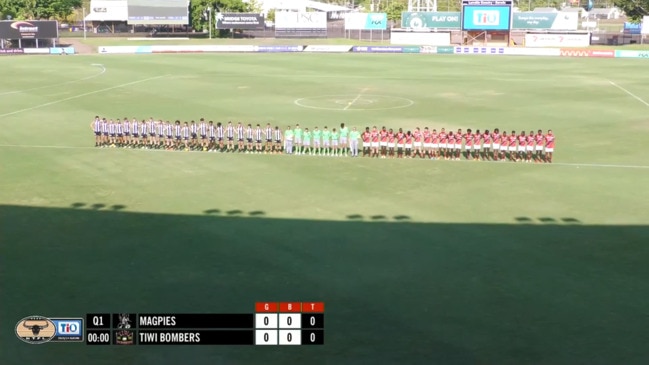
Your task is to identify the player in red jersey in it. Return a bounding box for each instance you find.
[463,128,473,160]
[438,128,447,160]
[413,127,424,158]
[423,127,432,158]
[472,129,481,160]
[482,129,492,161]
[370,126,380,158]
[362,127,371,157]
[492,128,501,161]
[544,129,555,163]
[380,126,389,158]
[508,131,517,161]
[405,131,413,158]
[453,129,462,160]
[431,129,439,160]
[517,131,527,162]
[534,129,544,162]
[387,128,396,158]
[499,131,508,161]
[396,128,405,158]
[526,130,535,163]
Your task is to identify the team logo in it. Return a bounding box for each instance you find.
[15,316,56,344]
[116,330,135,345]
[117,313,132,328]
[10,21,38,33]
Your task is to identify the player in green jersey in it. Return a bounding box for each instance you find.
[349,127,361,157]
[331,128,340,156]
[312,127,321,156]
[302,128,312,155]
[322,126,331,156]
[293,124,303,155]
[339,123,349,157]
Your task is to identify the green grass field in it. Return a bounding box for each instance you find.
[1,53,649,364]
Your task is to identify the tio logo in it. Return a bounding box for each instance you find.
[57,321,81,335]
[473,10,499,26]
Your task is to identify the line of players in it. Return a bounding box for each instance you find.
[93,117,361,156]
[361,126,555,163]
[92,117,556,163]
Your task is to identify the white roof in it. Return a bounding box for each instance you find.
[261,0,350,13]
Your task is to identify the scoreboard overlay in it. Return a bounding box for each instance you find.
[84,302,325,345]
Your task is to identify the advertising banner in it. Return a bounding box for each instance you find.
[390,31,451,46]
[275,11,327,38]
[345,13,387,30]
[623,22,642,34]
[436,46,455,54]
[0,48,25,55]
[49,47,75,54]
[462,5,512,30]
[150,45,256,53]
[512,12,578,30]
[256,45,304,52]
[503,47,560,56]
[615,50,649,58]
[643,16,649,34]
[352,46,404,53]
[525,33,590,47]
[559,49,614,58]
[401,12,461,29]
[24,48,50,54]
[303,45,352,52]
[454,46,506,55]
[0,20,58,39]
[216,13,264,30]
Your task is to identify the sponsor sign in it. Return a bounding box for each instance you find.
[615,50,649,58]
[303,45,352,52]
[49,47,75,55]
[559,49,614,58]
[623,22,642,34]
[150,45,256,53]
[454,46,506,55]
[390,31,451,46]
[643,16,649,34]
[512,12,578,30]
[256,45,304,52]
[0,20,58,39]
[462,6,512,30]
[15,316,84,344]
[525,33,590,47]
[352,46,405,53]
[275,11,326,29]
[98,46,151,54]
[275,12,327,38]
[401,12,461,29]
[215,13,264,30]
[436,46,455,54]
[0,48,25,55]
[503,47,560,56]
[345,13,387,30]
[419,46,437,53]
[24,48,50,54]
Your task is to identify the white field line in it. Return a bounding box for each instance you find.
[0,64,107,96]
[0,144,647,170]
[0,75,169,118]
[609,80,649,108]
[343,88,370,111]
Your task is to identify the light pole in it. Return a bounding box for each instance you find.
[82,7,87,39]
[207,6,212,39]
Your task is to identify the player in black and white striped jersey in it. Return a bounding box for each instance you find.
[226,121,235,153]
[264,123,273,154]
[245,124,253,153]
[255,124,263,154]
[236,122,245,152]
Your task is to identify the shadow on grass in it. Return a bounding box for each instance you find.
[1,204,648,365]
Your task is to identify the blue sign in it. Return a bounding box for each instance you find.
[365,13,388,30]
[623,22,641,34]
[462,6,511,30]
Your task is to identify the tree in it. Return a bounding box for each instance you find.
[190,0,253,36]
[385,0,407,22]
[0,0,81,20]
[613,0,648,22]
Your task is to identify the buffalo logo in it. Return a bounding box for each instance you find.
[10,21,38,33]
[116,330,134,345]
[15,316,56,344]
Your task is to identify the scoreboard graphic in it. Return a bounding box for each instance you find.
[75,302,324,346]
